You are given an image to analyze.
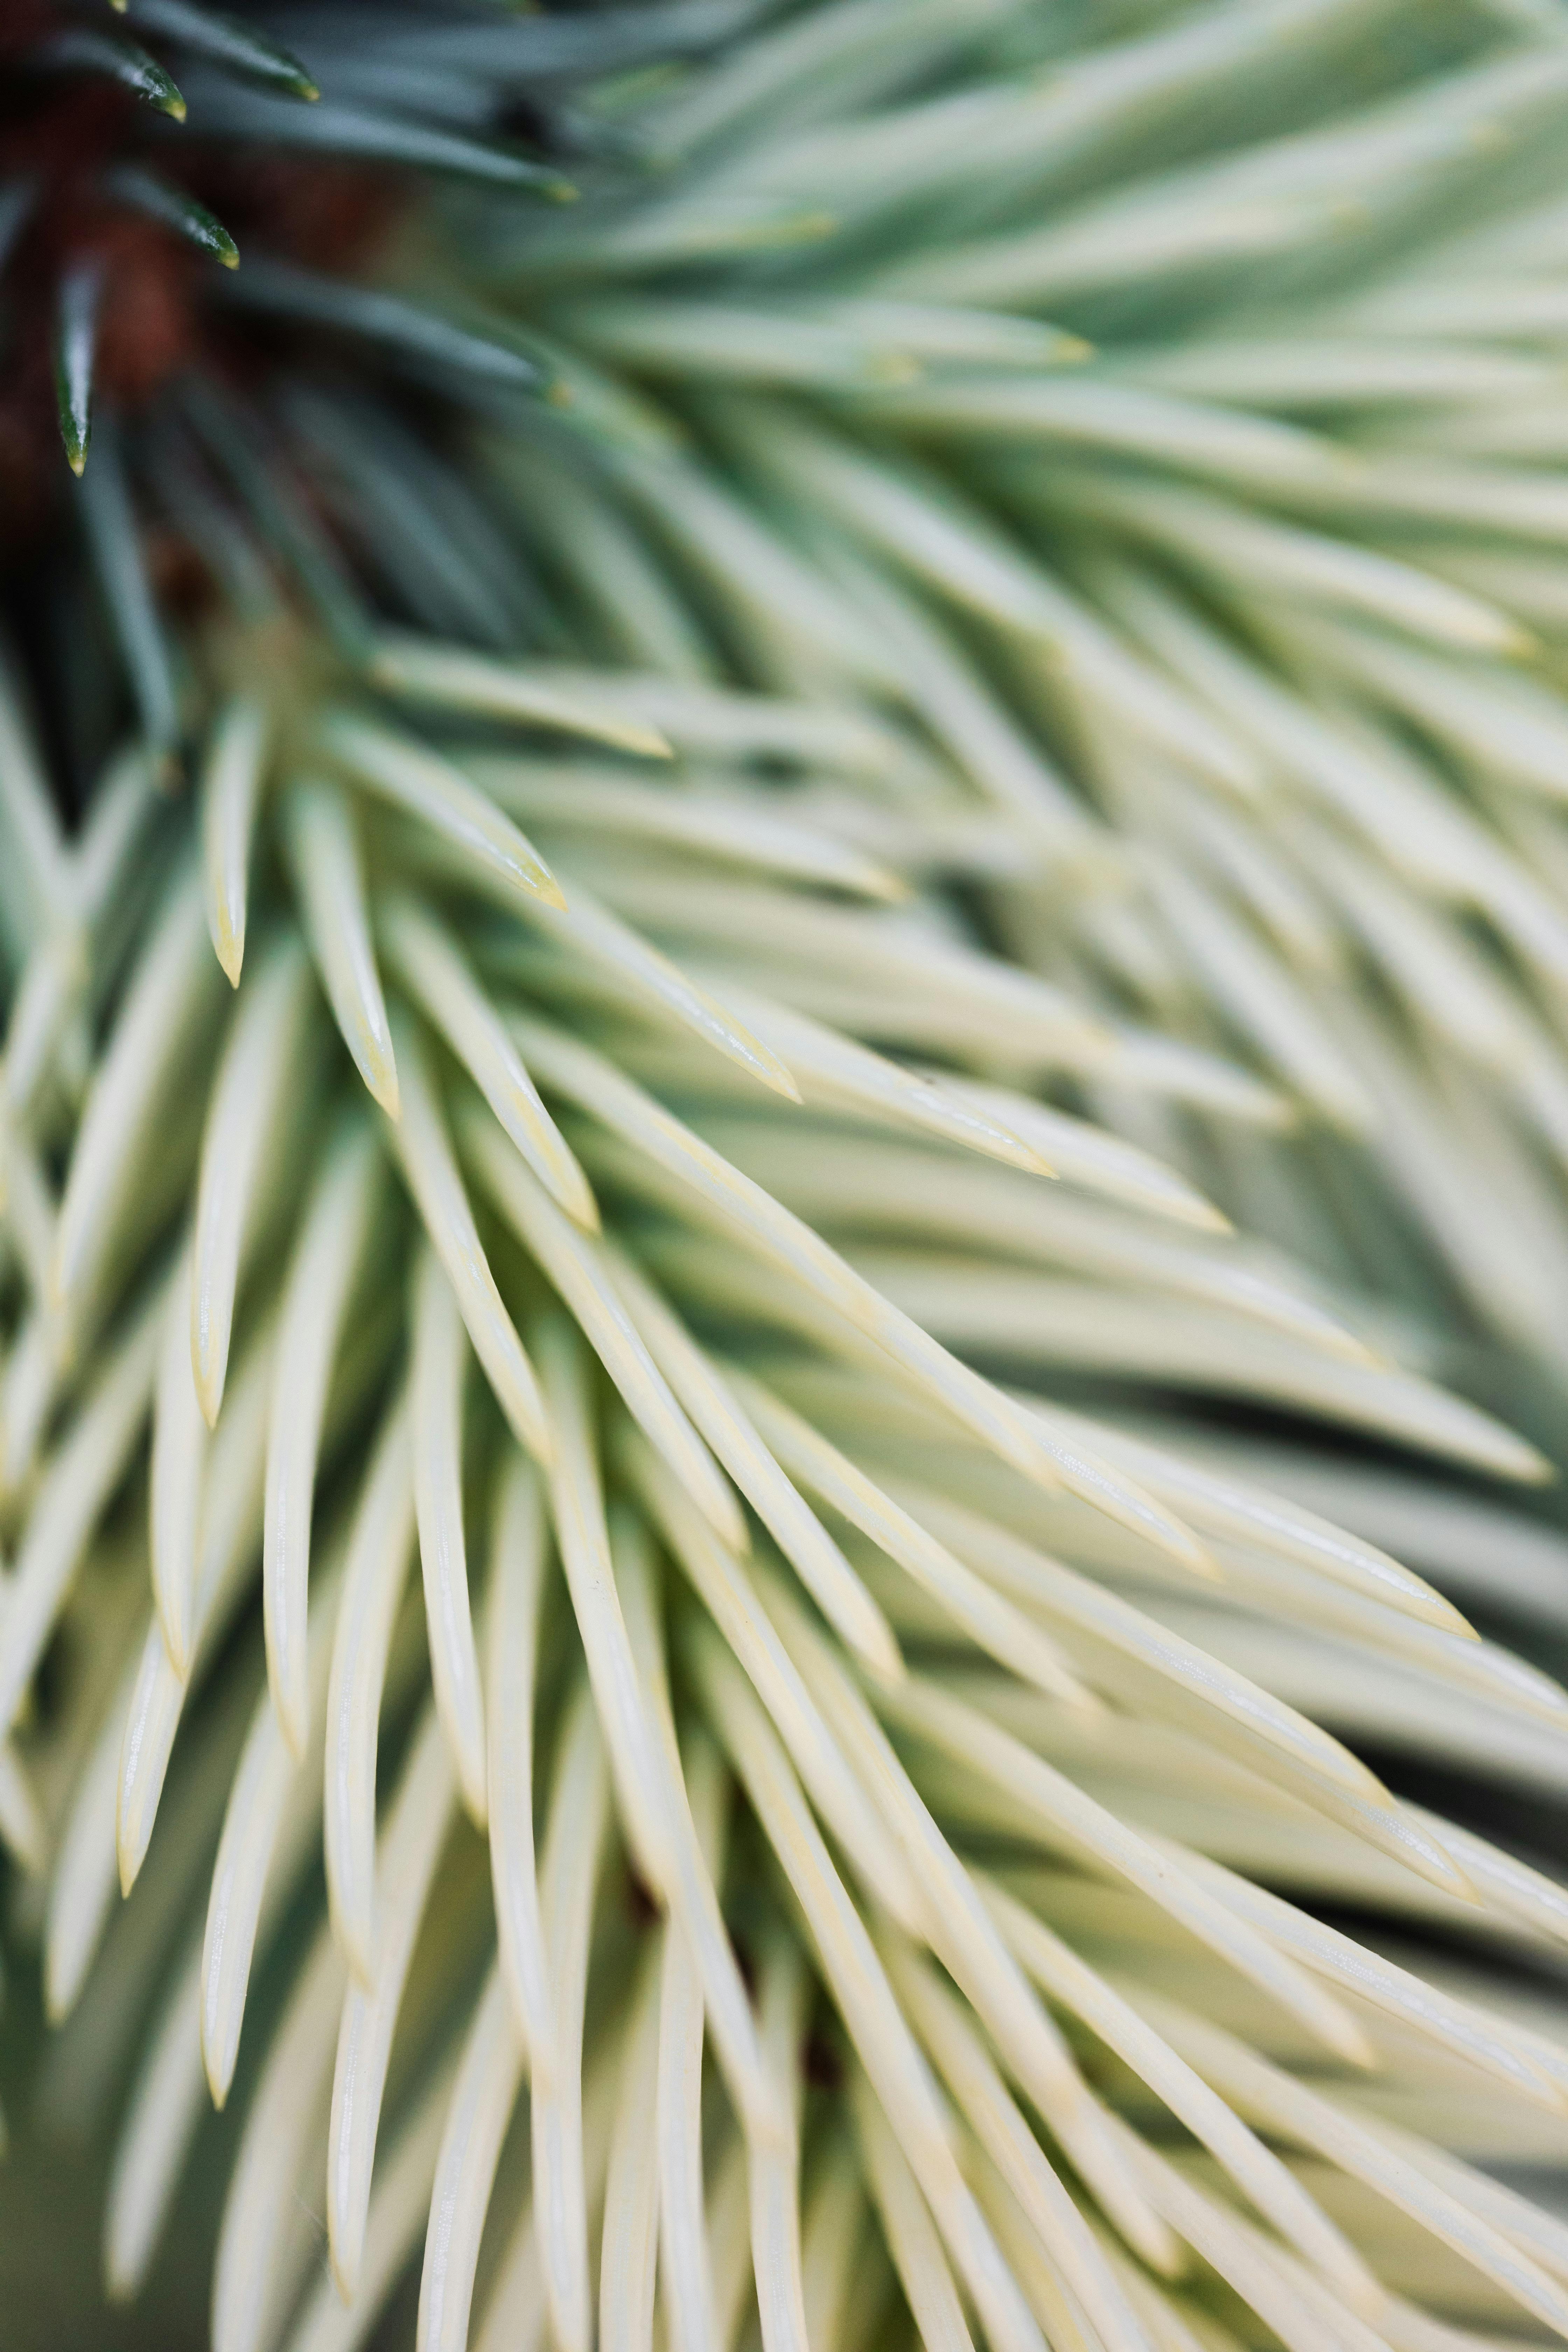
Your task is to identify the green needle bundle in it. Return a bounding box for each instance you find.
[7,6,1568,2352]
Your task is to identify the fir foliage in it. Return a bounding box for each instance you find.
[5,8,1568,2352]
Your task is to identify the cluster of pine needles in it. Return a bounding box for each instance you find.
[10,4,1568,2352]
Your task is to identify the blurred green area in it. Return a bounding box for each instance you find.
[0,1944,212,2352]
[0,1937,422,2352]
